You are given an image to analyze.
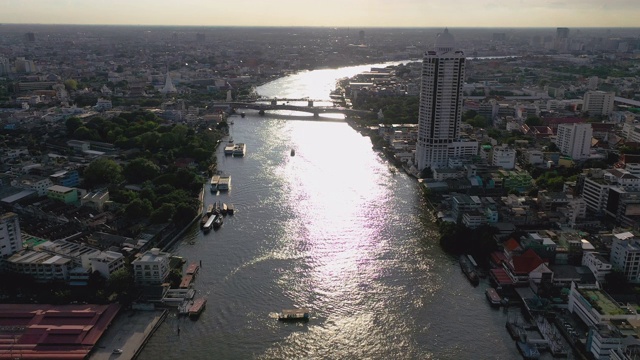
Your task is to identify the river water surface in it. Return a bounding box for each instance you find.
[138,63,521,359]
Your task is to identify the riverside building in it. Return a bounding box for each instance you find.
[416,29,477,172]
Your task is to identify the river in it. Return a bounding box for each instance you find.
[138,62,522,359]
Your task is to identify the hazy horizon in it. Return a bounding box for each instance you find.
[2,0,640,28]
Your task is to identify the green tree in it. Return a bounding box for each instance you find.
[123,158,161,184]
[466,115,487,128]
[66,117,83,136]
[173,202,198,225]
[525,116,543,127]
[64,79,78,91]
[83,158,123,189]
[124,198,153,220]
[150,203,176,224]
[107,267,135,301]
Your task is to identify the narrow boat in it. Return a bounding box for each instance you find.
[203,216,215,232]
[278,308,310,322]
[206,204,214,215]
[459,255,479,286]
[485,287,502,307]
[212,213,223,230]
[189,298,207,319]
[200,215,209,228]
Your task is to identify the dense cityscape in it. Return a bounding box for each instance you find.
[1,23,640,359]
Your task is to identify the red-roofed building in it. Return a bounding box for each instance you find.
[504,238,522,254]
[0,303,120,359]
[542,117,585,131]
[504,248,546,286]
[490,268,514,287]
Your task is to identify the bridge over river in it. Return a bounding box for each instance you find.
[224,99,375,118]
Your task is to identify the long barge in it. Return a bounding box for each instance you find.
[459,255,479,286]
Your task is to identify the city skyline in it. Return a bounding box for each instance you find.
[1,0,640,28]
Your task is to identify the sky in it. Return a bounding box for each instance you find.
[1,0,639,28]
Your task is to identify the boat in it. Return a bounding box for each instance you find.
[210,175,220,190]
[203,216,215,232]
[218,175,231,191]
[227,204,235,215]
[232,143,246,157]
[485,287,502,307]
[112,349,123,354]
[224,139,235,155]
[188,298,207,318]
[240,112,245,118]
[200,215,209,228]
[186,262,200,276]
[459,255,479,286]
[212,213,223,230]
[221,203,228,215]
[290,149,295,156]
[516,341,540,360]
[278,308,310,322]
[206,204,214,215]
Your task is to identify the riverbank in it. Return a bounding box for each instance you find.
[90,309,167,360]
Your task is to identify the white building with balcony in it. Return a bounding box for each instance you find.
[89,251,125,279]
[491,145,516,169]
[132,248,170,286]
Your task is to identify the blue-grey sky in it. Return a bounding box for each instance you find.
[2,0,639,27]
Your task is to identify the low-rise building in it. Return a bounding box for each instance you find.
[47,185,78,204]
[89,251,125,279]
[568,282,639,327]
[132,247,170,286]
[582,252,612,284]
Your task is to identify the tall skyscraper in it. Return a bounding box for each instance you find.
[416,29,477,171]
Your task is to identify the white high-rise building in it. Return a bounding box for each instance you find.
[583,91,615,116]
[0,212,21,258]
[555,123,593,160]
[416,29,477,171]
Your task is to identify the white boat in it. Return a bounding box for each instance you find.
[224,138,235,155]
[278,308,310,322]
[210,175,220,191]
[218,175,231,191]
[203,215,215,232]
[232,143,246,157]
